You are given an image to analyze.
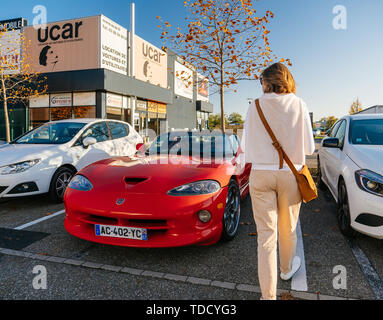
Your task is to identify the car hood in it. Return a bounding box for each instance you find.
[347,145,383,176]
[78,155,235,194]
[0,143,60,167]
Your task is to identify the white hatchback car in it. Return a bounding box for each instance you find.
[0,119,143,202]
[318,114,383,239]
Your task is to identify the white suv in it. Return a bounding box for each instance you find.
[0,119,143,202]
[318,114,383,239]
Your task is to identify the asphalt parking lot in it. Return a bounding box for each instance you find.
[0,142,383,301]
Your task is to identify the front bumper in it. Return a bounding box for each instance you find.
[64,187,228,248]
[0,165,55,198]
[348,180,383,239]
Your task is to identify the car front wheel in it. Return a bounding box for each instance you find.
[49,167,75,203]
[221,179,241,242]
[337,180,357,238]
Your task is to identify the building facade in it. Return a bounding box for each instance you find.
[0,15,213,141]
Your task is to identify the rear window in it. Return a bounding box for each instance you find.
[350,119,383,145]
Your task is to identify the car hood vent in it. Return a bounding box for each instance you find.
[124,177,148,187]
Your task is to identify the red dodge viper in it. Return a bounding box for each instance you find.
[64,131,251,247]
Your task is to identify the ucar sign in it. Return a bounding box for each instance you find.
[23,15,128,75]
[134,35,167,89]
[24,16,99,73]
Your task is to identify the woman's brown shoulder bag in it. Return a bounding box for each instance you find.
[255,99,318,203]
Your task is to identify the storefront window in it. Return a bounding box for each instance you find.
[135,100,148,139]
[74,106,96,118]
[30,108,49,128]
[136,112,147,136]
[123,108,131,124]
[159,119,167,134]
[197,111,209,130]
[28,92,98,131]
[148,112,158,136]
[107,106,122,120]
[50,107,72,121]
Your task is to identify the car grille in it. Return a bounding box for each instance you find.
[78,213,169,232]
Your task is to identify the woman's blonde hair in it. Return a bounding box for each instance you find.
[260,63,296,94]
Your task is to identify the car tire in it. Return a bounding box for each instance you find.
[49,166,75,203]
[337,180,357,238]
[221,178,241,242]
[316,156,327,190]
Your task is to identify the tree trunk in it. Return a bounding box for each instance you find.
[220,60,225,133]
[1,77,10,142]
[220,83,225,133]
[4,99,10,143]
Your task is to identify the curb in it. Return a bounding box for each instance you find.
[0,247,353,300]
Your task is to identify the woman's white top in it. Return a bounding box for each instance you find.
[241,93,315,171]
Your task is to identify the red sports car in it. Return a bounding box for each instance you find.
[64,131,251,247]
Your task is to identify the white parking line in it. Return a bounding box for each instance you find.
[14,209,65,230]
[291,218,308,292]
[348,240,383,300]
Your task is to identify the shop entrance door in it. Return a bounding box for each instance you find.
[8,106,27,141]
[135,112,149,142]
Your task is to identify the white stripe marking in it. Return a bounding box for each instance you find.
[349,240,383,300]
[291,218,308,291]
[14,209,65,230]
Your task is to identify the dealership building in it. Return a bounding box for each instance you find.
[0,16,213,141]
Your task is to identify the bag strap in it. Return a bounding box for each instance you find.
[255,99,300,176]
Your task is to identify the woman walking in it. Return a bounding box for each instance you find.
[242,63,315,300]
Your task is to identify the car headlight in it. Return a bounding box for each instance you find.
[68,175,93,191]
[167,180,221,196]
[355,169,383,197]
[1,159,41,175]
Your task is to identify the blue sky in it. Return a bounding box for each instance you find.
[2,0,382,121]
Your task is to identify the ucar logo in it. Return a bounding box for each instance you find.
[37,21,83,43]
[142,43,165,64]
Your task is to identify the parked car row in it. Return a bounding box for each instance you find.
[318,113,383,239]
[2,112,382,245]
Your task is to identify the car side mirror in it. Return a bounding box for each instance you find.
[322,137,340,148]
[83,137,97,148]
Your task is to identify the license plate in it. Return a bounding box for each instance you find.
[95,224,148,241]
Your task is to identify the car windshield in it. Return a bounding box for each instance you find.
[350,119,383,145]
[147,132,236,158]
[14,122,86,145]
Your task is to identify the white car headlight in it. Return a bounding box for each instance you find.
[355,169,383,197]
[167,180,221,196]
[68,175,93,191]
[1,159,41,175]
